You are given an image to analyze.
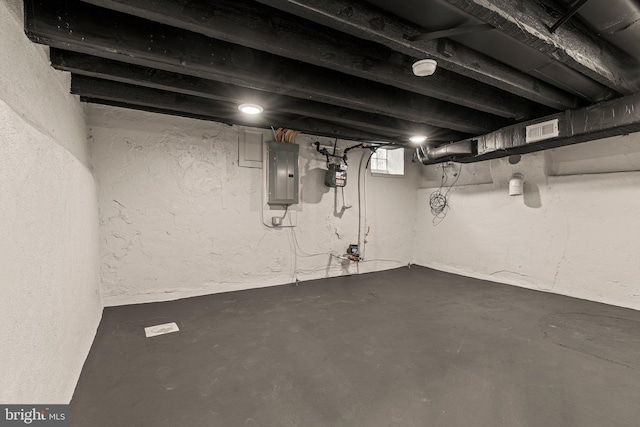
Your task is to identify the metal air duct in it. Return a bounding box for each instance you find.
[414,140,476,164]
[576,0,640,60]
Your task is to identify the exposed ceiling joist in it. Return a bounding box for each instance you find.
[75,78,409,141]
[25,0,505,135]
[548,0,591,34]
[60,54,467,142]
[79,0,546,120]
[253,0,580,110]
[438,0,639,95]
[20,0,640,152]
[409,24,494,41]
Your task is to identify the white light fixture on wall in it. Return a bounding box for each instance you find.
[509,173,524,196]
[238,103,264,115]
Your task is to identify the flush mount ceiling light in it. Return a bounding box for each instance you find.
[238,103,263,114]
[409,135,427,144]
[412,59,438,77]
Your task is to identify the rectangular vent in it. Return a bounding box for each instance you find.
[526,119,559,143]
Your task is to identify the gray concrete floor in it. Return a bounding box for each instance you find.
[71,267,640,426]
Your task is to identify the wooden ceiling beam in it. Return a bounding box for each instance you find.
[438,0,639,95]
[79,0,550,120]
[54,51,467,142]
[253,0,580,110]
[24,0,504,135]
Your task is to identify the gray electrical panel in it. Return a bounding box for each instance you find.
[268,141,299,205]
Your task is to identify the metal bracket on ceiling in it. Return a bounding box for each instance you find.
[407,24,494,41]
[549,0,592,34]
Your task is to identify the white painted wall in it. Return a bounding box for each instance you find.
[0,0,102,403]
[413,133,640,311]
[88,106,419,306]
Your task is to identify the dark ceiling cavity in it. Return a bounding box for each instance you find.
[22,0,640,163]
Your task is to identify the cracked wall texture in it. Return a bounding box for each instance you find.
[413,135,640,311]
[88,106,419,306]
[0,0,102,403]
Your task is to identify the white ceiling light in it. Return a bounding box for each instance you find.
[412,59,438,77]
[409,135,427,144]
[238,103,263,114]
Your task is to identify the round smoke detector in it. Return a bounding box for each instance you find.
[412,59,438,77]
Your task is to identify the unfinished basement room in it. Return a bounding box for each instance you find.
[2,0,640,425]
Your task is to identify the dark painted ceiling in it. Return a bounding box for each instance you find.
[22,0,640,155]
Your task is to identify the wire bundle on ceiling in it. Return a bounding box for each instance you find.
[273,127,298,143]
[429,163,462,225]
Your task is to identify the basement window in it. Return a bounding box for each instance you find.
[370,148,404,176]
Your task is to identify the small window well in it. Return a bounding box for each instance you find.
[371,148,404,176]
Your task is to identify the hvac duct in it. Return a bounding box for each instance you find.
[576,0,640,60]
[414,140,475,164]
[415,91,640,166]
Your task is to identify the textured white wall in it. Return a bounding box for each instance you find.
[413,134,640,310]
[88,106,419,306]
[0,1,102,403]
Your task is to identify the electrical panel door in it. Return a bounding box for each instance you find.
[268,141,299,205]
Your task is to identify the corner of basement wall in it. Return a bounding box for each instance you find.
[411,139,640,311]
[0,0,103,404]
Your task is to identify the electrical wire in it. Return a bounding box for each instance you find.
[362,151,372,260]
[287,225,298,283]
[360,258,407,265]
[429,162,462,225]
[273,127,298,143]
[288,226,330,258]
[285,211,333,284]
[260,205,296,229]
[292,257,408,277]
[340,186,351,209]
[355,149,376,260]
[357,150,367,255]
[289,262,352,276]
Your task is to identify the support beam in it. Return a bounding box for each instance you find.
[252,0,580,110]
[87,96,415,142]
[74,78,409,141]
[80,0,550,120]
[57,52,467,142]
[24,0,503,134]
[438,0,639,95]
